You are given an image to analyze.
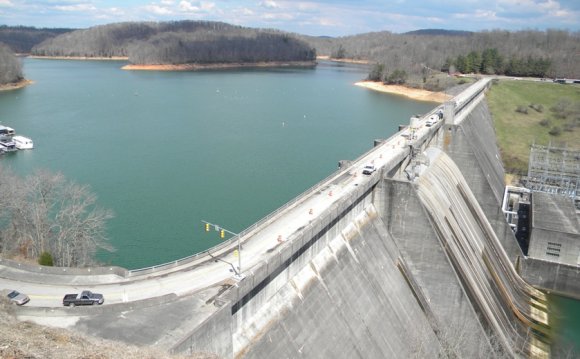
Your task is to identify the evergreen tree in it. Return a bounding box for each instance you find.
[367,63,385,81]
[466,51,482,73]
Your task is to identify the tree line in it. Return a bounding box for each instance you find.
[0,44,23,85]
[0,166,113,267]
[300,29,580,81]
[31,21,316,64]
[444,48,551,77]
[0,25,73,53]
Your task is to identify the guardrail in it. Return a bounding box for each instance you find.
[453,78,491,115]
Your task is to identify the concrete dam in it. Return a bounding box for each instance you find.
[2,79,554,358]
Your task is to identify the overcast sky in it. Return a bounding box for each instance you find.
[0,0,578,36]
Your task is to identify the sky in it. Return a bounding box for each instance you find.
[0,0,579,37]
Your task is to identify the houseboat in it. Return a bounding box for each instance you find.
[0,125,15,136]
[12,135,34,150]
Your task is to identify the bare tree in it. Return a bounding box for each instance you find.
[30,21,316,64]
[0,166,114,267]
[0,43,23,85]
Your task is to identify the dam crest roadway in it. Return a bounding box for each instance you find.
[0,78,556,358]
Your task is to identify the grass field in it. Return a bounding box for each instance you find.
[487,80,580,177]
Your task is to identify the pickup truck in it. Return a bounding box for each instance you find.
[62,290,104,306]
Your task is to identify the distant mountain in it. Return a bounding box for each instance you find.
[0,25,74,53]
[403,29,473,36]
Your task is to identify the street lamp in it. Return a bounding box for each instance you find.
[202,220,243,279]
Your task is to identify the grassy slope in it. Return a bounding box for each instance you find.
[487,80,580,176]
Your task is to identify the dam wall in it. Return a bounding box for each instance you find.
[377,178,490,357]
[520,258,580,297]
[232,205,443,358]
[443,100,523,261]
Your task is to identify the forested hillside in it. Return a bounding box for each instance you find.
[0,25,73,53]
[31,21,316,65]
[301,29,580,80]
[0,44,23,85]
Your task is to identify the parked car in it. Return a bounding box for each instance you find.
[63,290,104,306]
[362,164,376,175]
[6,290,30,305]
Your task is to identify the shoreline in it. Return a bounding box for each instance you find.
[122,60,316,71]
[354,81,452,103]
[317,56,371,65]
[0,79,33,91]
[28,55,129,61]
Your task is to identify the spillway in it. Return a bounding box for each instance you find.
[415,148,550,357]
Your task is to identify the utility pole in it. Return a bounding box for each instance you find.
[202,220,243,279]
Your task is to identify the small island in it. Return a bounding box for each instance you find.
[30,21,317,71]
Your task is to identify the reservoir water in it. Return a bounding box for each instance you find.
[0,58,435,269]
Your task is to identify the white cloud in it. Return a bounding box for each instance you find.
[318,17,340,27]
[177,1,214,13]
[95,7,125,19]
[54,3,97,12]
[241,8,254,16]
[179,1,200,12]
[200,2,215,11]
[145,4,173,15]
[161,0,175,5]
[260,1,279,9]
[0,0,13,7]
[473,9,497,18]
[297,3,318,12]
[262,12,294,20]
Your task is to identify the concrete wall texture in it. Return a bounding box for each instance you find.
[528,192,580,266]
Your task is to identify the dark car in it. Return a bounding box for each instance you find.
[63,290,104,306]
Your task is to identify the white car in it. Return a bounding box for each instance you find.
[426,115,438,127]
[362,164,376,175]
[6,290,30,305]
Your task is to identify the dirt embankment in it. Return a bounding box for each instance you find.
[123,61,316,71]
[316,56,371,65]
[354,81,452,103]
[0,79,33,91]
[29,55,129,61]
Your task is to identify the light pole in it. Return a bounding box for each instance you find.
[202,220,243,279]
